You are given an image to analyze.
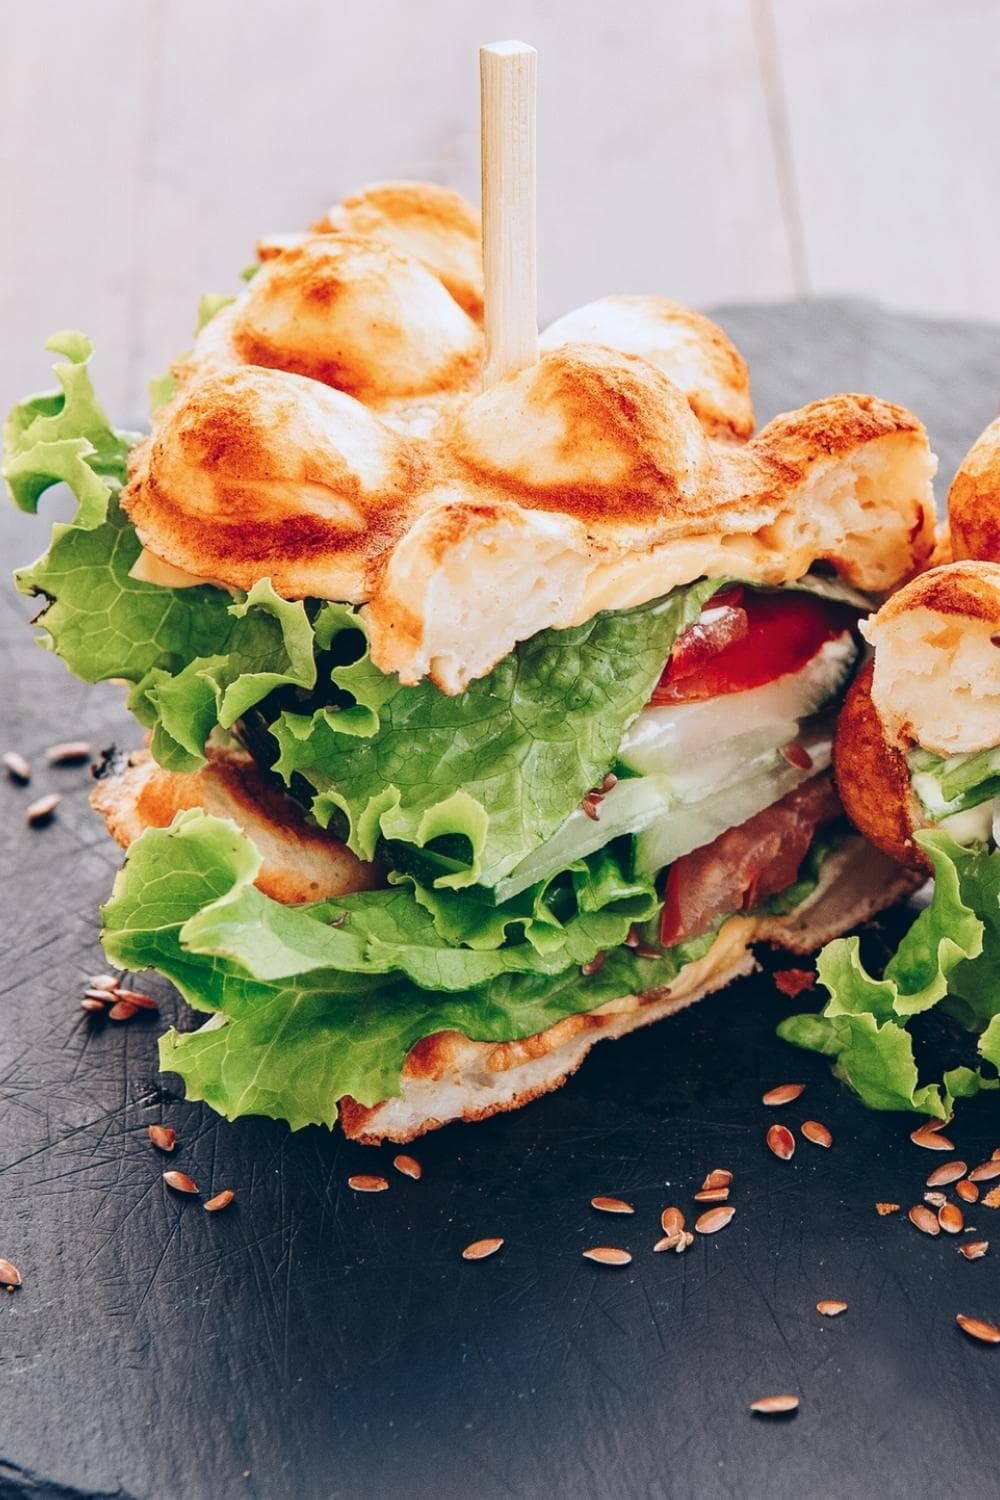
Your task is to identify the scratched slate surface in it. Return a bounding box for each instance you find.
[2,301,1000,1500]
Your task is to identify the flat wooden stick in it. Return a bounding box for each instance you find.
[480,40,538,386]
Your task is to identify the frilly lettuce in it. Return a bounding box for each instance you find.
[779,831,1000,1117]
[101,811,706,1129]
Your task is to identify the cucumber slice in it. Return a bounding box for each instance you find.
[618,633,855,782]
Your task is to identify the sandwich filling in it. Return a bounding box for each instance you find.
[3,332,873,1130]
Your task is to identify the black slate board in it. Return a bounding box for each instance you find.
[2,302,1000,1500]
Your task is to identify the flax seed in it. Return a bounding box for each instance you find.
[348,1174,388,1193]
[926,1161,967,1187]
[701,1170,733,1190]
[969,1161,1000,1183]
[46,740,92,765]
[766,1124,795,1160]
[801,1120,832,1148]
[0,1259,22,1288]
[591,1196,635,1215]
[959,1241,989,1260]
[956,1314,1000,1344]
[204,1190,235,1212]
[908,1205,941,1236]
[393,1154,421,1180]
[148,1125,176,1153]
[695,1205,735,1234]
[762,1083,805,1107]
[582,1247,632,1266]
[660,1207,685,1236]
[750,1394,799,1415]
[957,1180,980,1204]
[162,1171,198,1195]
[462,1237,504,1261]
[25,793,59,826]
[816,1300,848,1317]
[3,752,30,784]
[939,1202,965,1235]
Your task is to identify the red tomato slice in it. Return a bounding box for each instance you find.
[651,588,853,705]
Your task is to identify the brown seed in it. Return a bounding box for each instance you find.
[114,989,158,1011]
[939,1202,965,1235]
[660,1207,685,1237]
[653,1234,680,1252]
[992,1148,1000,1161]
[750,1394,799,1415]
[969,1161,1000,1183]
[781,741,813,771]
[0,1259,22,1288]
[695,1205,736,1234]
[675,1231,695,1253]
[924,1191,947,1209]
[80,997,106,1013]
[982,1185,1000,1209]
[204,1190,235,1213]
[393,1154,422,1180]
[591,1196,635,1215]
[580,951,606,977]
[694,1187,730,1203]
[83,988,115,1004]
[801,1120,833,1148]
[108,1000,139,1022]
[766,1124,796,1160]
[624,926,640,949]
[876,1202,901,1216]
[581,795,601,822]
[816,1299,848,1317]
[45,740,92,765]
[462,1237,504,1261]
[959,1240,989,1260]
[25,793,60,826]
[162,1171,198,1195]
[908,1205,941,1236]
[3,751,30,783]
[87,974,120,992]
[147,1125,176,1153]
[910,1121,955,1151]
[957,1179,980,1204]
[347,1174,388,1193]
[582,1246,632,1266]
[634,944,663,960]
[956,1314,1000,1344]
[926,1160,967,1187]
[702,1169,733,1191]
[762,1083,805,1107]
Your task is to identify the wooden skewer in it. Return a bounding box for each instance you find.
[479,40,538,387]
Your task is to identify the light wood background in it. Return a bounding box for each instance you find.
[2,0,998,425]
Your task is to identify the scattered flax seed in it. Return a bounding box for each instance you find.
[876,1202,901,1216]
[115,989,158,1011]
[580,951,606,977]
[956,1314,1000,1345]
[0,1259,22,1288]
[702,1169,733,1191]
[45,740,92,765]
[924,1191,947,1209]
[816,1299,848,1317]
[582,1247,632,1266]
[148,1125,176,1153]
[750,1394,799,1415]
[393,1154,422,1180]
[773,968,815,999]
[25,793,60,827]
[87,974,119,992]
[939,1202,965,1235]
[83,988,115,1004]
[661,1207,685,1237]
[908,1205,941,1237]
[766,1124,796,1161]
[957,1179,980,1204]
[762,1083,805,1107]
[675,1231,695,1253]
[910,1121,955,1151]
[581,795,601,822]
[163,1171,199,1195]
[204,1190,235,1213]
[781,742,813,771]
[959,1241,989,1260]
[694,1187,730,1203]
[348,1174,388,1193]
[653,1234,679,1252]
[695,1205,735,1235]
[591,1196,634,1215]
[926,1160,967,1187]
[600,773,618,794]
[624,926,640,949]
[993,1149,1000,1161]
[108,1001,139,1022]
[462,1237,504,1261]
[3,751,30,784]
[80,998,106,1013]
[634,944,663,960]
[801,1120,833,1148]
[969,1161,1000,1183]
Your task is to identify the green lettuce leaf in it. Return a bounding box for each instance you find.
[909,744,1000,819]
[271,579,726,889]
[101,811,708,1130]
[778,831,1000,1116]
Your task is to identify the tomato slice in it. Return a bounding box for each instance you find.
[651,588,853,704]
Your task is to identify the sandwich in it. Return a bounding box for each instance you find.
[4,179,935,1142]
[780,419,1000,1117]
